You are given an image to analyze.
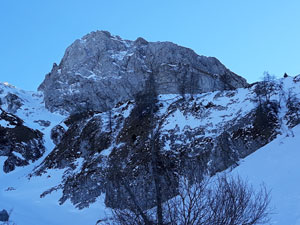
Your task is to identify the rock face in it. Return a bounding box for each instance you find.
[6,30,300,217]
[50,124,66,146]
[38,31,247,114]
[1,92,23,114]
[0,209,9,222]
[35,79,292,210]
[0,108,45,173]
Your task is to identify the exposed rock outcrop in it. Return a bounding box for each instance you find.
[0,108,45,173]
[1,92,23,114]
[38,31,247,114]
[50,124,66,146]
[0,209,9,222]
[35,80,291,210]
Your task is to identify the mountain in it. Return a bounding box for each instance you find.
[1,31,300,225]
[33,74,300,212]
[38,30,247,114]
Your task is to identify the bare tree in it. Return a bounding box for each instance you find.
[105,174,272,225]
[285,88,300,128]
[205,175,271,225]
[127,62,163,225]
[146,65,163,225]
[177,64,196,100]
[163,176,210,225]
[254,72,278,104]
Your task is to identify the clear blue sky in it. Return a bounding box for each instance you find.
[1,0,300,90]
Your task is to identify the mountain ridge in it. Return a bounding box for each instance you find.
[38,30,247,114]
[1,31,300,224]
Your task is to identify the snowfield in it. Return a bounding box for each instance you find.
[2,125,300,225]
[0,82,110,225]
[233,124,300,225]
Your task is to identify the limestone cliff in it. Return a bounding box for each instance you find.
[38,31,247,114]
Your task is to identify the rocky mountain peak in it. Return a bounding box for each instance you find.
[38,30,248,114]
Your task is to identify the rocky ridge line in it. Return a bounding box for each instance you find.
[39,30,247,114]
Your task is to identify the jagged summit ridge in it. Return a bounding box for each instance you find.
[39,30,248,113]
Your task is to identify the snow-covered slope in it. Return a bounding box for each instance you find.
[0,82,65,137]
[2,125,300,225]
[0,82,114,225]
[234,124,300,225]
[0,162,107,225]
[0,82,66,171]
[1,75,300,224]
[0,82,91,224]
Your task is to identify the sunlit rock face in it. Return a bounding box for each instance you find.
[38,31,247,114]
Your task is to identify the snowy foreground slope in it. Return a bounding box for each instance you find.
[1,76,300,225]
[1,125,300,225]
[233,124,300,225]
[0,82,106,225]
